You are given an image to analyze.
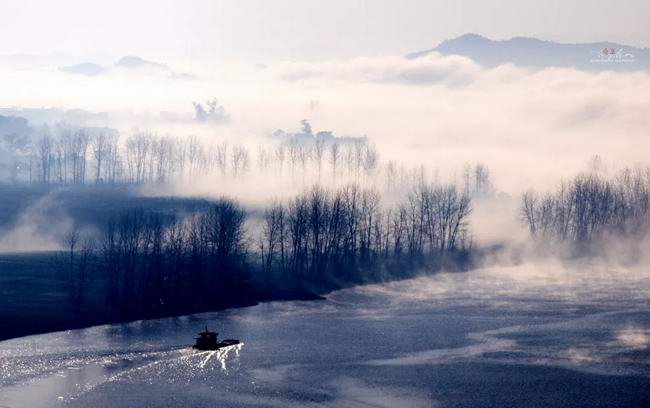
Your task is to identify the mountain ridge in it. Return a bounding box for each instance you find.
[408,33,650,71]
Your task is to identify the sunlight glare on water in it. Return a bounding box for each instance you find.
[1,265,650,407]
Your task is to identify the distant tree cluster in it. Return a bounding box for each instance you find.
[462,163,493,197]
[3,121,499,210]
[192,98,229,123]
[11,123,382,186]
[24,127,120,184]
[521,167,650,247]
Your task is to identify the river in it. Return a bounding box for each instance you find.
[2,263,650,407]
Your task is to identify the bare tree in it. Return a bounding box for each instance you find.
[328,142,341,181]
[126,132,152,183]
[187,135,202,177]
[362,143,379,177]
[473,163,491,196]
[56,226,95,311]
[93,132,108,183]
[216,142,228,175]
[313,136,326,179]
[257,145,272,173]
[36,132,54,184]
[231,144,250,177]
[274,144,286,174]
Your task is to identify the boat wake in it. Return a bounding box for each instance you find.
[0,343,245,407]
[197,343,243,370]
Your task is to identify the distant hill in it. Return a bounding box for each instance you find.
[0,107,110,127]
[115,55,168,70]
[408,33,650,71]
[59,62,104,76]
[59,55,195,79]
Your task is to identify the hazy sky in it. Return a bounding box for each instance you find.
[1,0,649,62]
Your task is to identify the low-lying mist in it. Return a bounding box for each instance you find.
[3,52,650,191]
[2,51,650,271]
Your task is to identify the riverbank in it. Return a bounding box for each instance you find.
[0,252,323,342]
[3,262,649,408]
[0,248,481,342]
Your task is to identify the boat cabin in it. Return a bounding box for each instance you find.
[194,326,219,349]
[192,326,240,350]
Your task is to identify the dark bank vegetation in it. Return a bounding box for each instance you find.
[259,183,473,288]
[49,180,473,329]
[54,200,251,316]
[521,166,650,254]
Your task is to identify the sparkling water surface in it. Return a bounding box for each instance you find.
[2,265,650,407]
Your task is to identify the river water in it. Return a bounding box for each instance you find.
[2,263,650,407]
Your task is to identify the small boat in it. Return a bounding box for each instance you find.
[193,326,240,350]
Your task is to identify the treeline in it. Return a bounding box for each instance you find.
[9,125,381,185]
[57,200,249,313]
[260,183,473,286]
[7,122,495,201]
[521,167,650,247]
[57,181,473,313]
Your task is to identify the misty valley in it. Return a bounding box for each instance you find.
[2,2,650,406]
[2,122,650,407]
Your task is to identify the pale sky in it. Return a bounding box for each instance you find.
[1,0,649,62]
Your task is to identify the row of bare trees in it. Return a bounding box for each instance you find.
[260,182,473,286]
[57,200,248,312]
[21,129,380,186]
[257,138,379,180]
[56,180,473,312]
[31,129,97,184]
[100,201,248,311]
[521,167,650,247]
